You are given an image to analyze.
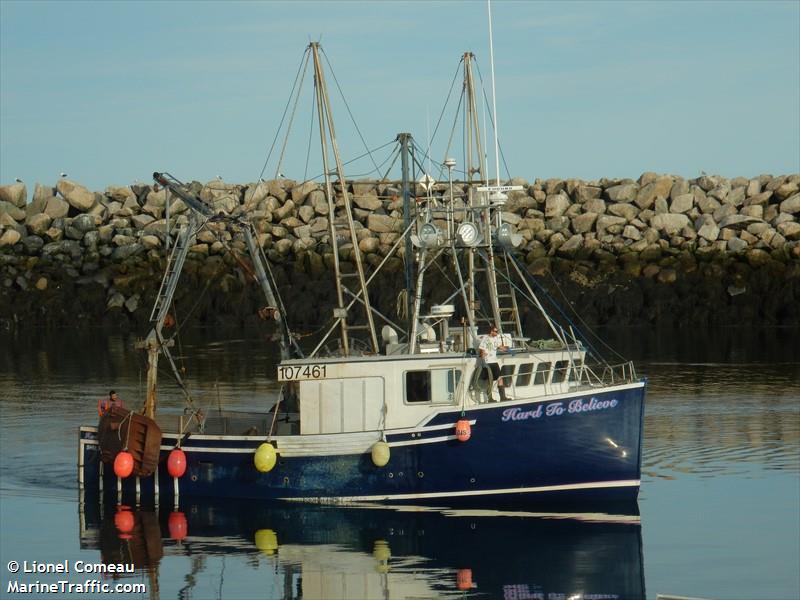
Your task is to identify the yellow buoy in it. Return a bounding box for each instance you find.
[254,529,279,555]
[371,441,390,467]
[373,540,391,573]
[254,442,277,473]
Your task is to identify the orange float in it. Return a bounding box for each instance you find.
[167,448,187,478]
[455,419,471,442]
[113,451,134,478]
[456,568,473,590]
[168,511,188,540]
[114,508,134,535]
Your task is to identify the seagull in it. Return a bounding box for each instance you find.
[216,175,223,181]
[15,178,23,183]
[60,172,68,178]
[259,178,266,183]
[277,172,285,179]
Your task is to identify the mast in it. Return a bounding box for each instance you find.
[309,42,379,356]
[398,132,414,329]
[487,0,502,187]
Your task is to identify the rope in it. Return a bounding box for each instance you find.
[117,410,133,450]
[267,385,284,441]
[396,289,408,321]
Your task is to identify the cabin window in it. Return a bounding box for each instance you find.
[568,359,583,382]
[516,363,534,387]
[534,362,551,385]
[405,369,461,404]
[552,360,569,384]
[499,364,515,387]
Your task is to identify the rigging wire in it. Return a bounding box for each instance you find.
[440,86,467,181]
[306,139,398,182]
[345,143,403,178]
[502,251,626,365]
[320,47,380,176]
[303,85,317,183]
[258,47,311,182]
[275,50,312,180]
[410,140,448,178]
[543,269,628,362]
[379,145,403,182]
[473,59,514,182]
[427,57,465,173]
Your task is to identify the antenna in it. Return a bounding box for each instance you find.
[426,105,432,177]
[487,0,501,186]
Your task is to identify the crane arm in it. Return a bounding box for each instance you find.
[150,172,299,360]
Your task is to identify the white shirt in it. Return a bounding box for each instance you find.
[479,334,503,363]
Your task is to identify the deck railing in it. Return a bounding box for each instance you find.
[583,361,638,387]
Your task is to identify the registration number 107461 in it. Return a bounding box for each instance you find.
[277,364,328,381]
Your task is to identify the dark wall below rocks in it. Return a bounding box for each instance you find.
[2,250,797,337]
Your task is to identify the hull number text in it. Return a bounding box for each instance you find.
[278,365,328,381]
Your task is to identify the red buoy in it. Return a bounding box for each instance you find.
[167,448,187,478]
[114,508,134,534]
[455,419,471,442]
[456,568,473,590]
[113,451,134,478]
[168,511,188,540]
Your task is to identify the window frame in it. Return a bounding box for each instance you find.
[534,362,552,385]
[404,368,462,405]
[551,360,569,384]
[516,362,535,387]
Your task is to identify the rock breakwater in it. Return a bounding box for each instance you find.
[1,172,798,331]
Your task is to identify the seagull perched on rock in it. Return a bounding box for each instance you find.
[60,172,68,178]
[216,175,223,181]
[15,178,23,183]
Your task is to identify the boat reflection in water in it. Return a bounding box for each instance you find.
[79,498,645,599]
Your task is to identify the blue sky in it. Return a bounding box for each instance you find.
[1,0,798,192]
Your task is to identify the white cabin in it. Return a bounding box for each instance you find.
[279,346,587,435]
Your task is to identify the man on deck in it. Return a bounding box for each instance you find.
[98,390,125,416]
[479,326,509,401]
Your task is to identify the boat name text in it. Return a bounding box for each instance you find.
[278,364,328,381]
[501,397,618,422]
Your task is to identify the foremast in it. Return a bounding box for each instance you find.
[309,42,379,357]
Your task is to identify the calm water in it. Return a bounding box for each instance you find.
[0,328,798,600]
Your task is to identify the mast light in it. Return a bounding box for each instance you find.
[412,223,444,249]
[456,222,482,247]
[497,223,523,248]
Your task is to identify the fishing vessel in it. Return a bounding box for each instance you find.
[78,32,646,506]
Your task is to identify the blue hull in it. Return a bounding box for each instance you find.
[80,382,645,504]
